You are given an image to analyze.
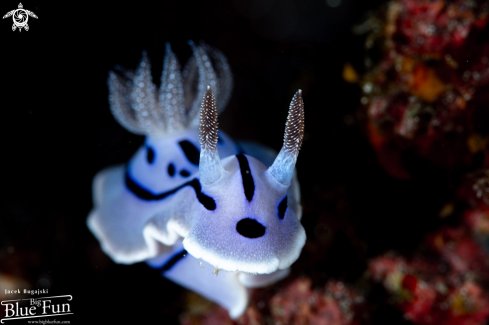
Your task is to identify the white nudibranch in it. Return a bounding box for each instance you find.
[87,42,306,318]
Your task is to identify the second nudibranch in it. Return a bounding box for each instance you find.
[87,43,306,318]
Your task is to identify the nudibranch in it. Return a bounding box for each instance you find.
[87,43,306,318]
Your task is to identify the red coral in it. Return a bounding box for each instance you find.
[445,282,489,325]
[357,0,489,178]
[456,169,489,250]
[427,227,489,274]
[392,0,489,57]
[369,225,489,325]
[180,279,365,325]
[269,279,364,325]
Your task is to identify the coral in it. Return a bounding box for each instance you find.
[428,226,489,275]
[356,0,489,179]
[369,226,489,325]
[458,169,489,251]
[180,278,365,325]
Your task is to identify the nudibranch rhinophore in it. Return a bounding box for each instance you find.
[87,42,306,318]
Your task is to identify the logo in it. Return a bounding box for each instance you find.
[2,3,38,32]
[1,295,73,323]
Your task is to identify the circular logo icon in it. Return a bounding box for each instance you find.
[13,9,28,27]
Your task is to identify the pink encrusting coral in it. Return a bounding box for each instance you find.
[366,162,489,325]
[180,278,365,325]
[355,0,489,179]
[427,226,489,275]
[268,279,364,325]
[369,226,489,325]
[458,169,489,251]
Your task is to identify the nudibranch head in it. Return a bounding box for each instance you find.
[183,88,306,274]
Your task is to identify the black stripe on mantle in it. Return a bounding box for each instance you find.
[125,167,216,210]
[236,154,255,202]
[159,249,188,273]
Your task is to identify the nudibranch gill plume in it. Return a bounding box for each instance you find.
[87,42,306,318]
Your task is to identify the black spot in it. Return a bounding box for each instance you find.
[236,218,266,238]
[236,154,255,202]
[167,163,175,177]
[179,140,200,166]
[158,249,187,272]
[278,196,288,220]
[146,147,155,164]
[217,133,223,144]
[180,169,190,177]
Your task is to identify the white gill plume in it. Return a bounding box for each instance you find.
[107,43,233,137]
[158,43,185,133]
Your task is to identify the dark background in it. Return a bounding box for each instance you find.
[0,0,452,323]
